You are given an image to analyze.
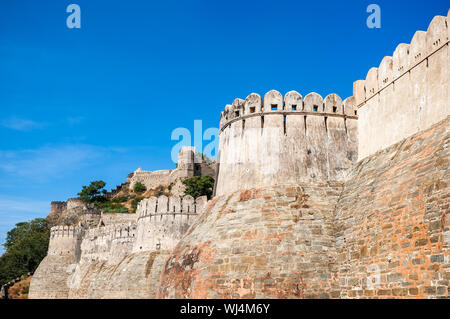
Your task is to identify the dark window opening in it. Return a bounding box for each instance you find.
[292,105,297,111]
[304,116,307,134]
[271,104,277,111]
[242,119,245,130]
[250,107,256,113]
[261,116,264,129]
[283,115,286,135]
[354,110,357,116]
[313,105,318,112]
[333,106,337,113]
[235,111,240,117]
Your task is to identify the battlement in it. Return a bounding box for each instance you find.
[215,91,358,196]
[136,195,207,218]
[84,223,137,240]
[354,11,449,159]
[50,225,84,239]
[220,90,358,131]
[48,225,84,257]
[133,195,207,253]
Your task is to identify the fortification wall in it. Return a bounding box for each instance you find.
[79,223,136,265]
[29,225,84,299]
[158,183,343,298]
[355,12,449,160]
[66,250,171,299]
[335,116,449,298]
[215,91,358,196]
[127,147,196,191]
[133,195,206,253]
[100,212,137,225]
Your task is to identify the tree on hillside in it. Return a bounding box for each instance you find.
[78,180,107,203]
[133,182,147,194]
[183,175,215,200]
[0,218,50,286]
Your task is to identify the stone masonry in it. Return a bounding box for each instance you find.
[30,12,449,299]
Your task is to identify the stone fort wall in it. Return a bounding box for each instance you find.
[127,147,215,194]
[215,91,358,196]
[29,12,449,299]
[29,194,206,298]
[355,12,449,160]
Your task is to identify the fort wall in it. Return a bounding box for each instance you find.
[133,195,206,253]
[355,12,449,160]
[215,91,358,196]
[127,147,215,195]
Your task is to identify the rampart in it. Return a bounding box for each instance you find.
[127,147,215,195]
[47,225,84,258]
[354,12,449,160]
[133,195,207,253]
[215,91,358,196]
[80,223,137,264]
[30,194,207,298]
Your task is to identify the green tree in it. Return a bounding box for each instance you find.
[0,218,50,286]
[133,182,147,194]
[183,175,215,199]
[78,180,107,203]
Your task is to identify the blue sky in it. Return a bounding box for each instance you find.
[0,0,448,254]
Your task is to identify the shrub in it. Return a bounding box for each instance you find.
[183,175,215,199]
[98,201,129,214]
[111,196,129,203]
[133,182,147,194]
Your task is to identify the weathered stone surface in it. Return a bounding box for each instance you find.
[335,116,449,299]
[158,183,343,299]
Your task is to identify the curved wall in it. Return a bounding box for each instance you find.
[215,91,358,196]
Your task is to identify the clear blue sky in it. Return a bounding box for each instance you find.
[0,0,448,253]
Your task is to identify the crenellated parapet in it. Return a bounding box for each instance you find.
[353,11,449,160]
[133,195,207,253]
[216,90,358,196]
[136,194,207,218]
[48,225,84,257]
[220,90,358,131]
[79,223,137,264]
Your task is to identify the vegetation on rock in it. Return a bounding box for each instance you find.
[133,182,147,194]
